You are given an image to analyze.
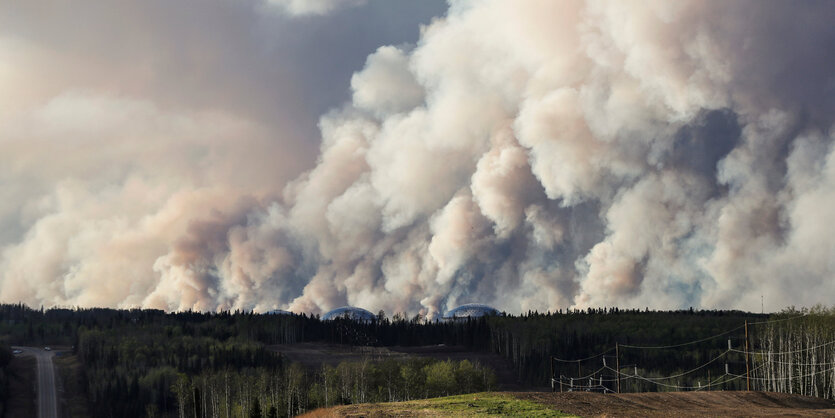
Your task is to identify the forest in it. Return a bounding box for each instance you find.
[0,344,11,417]
[0,303,832,417]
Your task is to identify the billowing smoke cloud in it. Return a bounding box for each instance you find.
[1,0,833,316]
[267,0,367,17]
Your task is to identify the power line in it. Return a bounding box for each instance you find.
[551,347,615,363]
[620,326,744,349]
[607,366,732,390]
[619,313,810,350]
[549,312,830,396]
[730,340,835,356]
[729,366,835,382]
[624,349,730,381]
[551,315,811,362]
[746,313,809,326]
[561,366,608,380]
[751,357,835,367]
[609,362,770,391]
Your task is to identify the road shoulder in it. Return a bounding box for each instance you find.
[6,354,36,418]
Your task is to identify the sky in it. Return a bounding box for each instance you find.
[0,0,833,317]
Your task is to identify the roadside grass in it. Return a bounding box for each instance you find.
[54,353,90,417]
[304,392,575,417]
[6,355,36,417]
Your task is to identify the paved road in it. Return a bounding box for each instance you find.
[13,346,58,418]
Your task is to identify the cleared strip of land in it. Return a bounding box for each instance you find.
[302,391,835,417]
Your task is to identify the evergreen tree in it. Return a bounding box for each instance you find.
[249,396,261,418]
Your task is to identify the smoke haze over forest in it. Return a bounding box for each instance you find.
[0,0,833,317]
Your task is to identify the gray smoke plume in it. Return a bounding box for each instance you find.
[1,0,833,316]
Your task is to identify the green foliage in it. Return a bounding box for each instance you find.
[424,360,456,397]
[327,392,573,417]
[174,358,497,417]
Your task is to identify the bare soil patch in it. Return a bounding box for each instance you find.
[301,391,835,417]
[512,391,835,417]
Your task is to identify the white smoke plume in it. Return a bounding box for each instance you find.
[267,0,367,17]
[1,0,833,316]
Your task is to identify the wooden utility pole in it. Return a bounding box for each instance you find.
[616,342,621,394]
[745,320,751,391]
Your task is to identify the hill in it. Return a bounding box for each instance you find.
[302,391,835,417]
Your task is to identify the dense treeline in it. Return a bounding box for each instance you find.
[489,307,765,388]
[0,303,833,417]
[0,304,494,417]
[0,344,12,417]
[0,303,487,348]
[173,358,495,418]
[77,326,283,418]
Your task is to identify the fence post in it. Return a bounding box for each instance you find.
[745,320,751,391]
[550,357,555,392]
[616,342,621,394]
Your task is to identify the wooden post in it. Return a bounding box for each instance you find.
[616,342,621,394]
[550,357,555,392]
[725,363,729,391]
[745,320,751,391]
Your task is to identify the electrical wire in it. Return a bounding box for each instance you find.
[620,313,810,350]
[559,374,620,383]
[747,313,809,326]
[559,366,608,380]
[551,347,615,363]
[751,358,835,367]
[620,325,744,349]
[550,312,827,394]
[730,366,835,382]
[730,340,835,356]
[610,363,766,391]
[607,367,721,390]
[617,350,730,381]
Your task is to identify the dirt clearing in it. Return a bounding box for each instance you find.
[304,391,835,417]
[513,391,835,417]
